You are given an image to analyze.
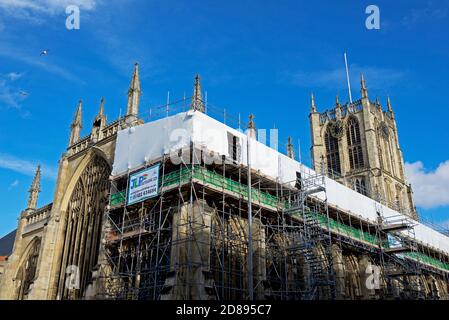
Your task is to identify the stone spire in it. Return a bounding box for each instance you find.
[361,74,368,99]
[190,74,205,112]
[335,95,342,119]
[27,165,41,210]
[335,95,341,107]
[247,114,256,139]
[92,97,107,141]
[387,96,393,113]
[310,93,317,113]
[98,96,105,117]
[69,100,82,146]
[287,136,295,160]
[387,96,395,119]
[126,63,141,117]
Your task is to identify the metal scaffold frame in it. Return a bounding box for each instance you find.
[96,142,343,300]
[95,143,449,300]
[375,204,449,299]
[93,92,449,300]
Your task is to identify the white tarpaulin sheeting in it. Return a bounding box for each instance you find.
[112,111,449,254]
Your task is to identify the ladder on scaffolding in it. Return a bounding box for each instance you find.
[376,202,422,299]
[284,170,335,300]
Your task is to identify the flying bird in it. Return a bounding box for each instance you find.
[19,90,29,97]
[40,49,49,56]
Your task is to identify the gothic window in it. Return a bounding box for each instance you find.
[395,185,403,211]
[57,155,110,300]
[385,179,393,205]
[325,128,341,176]
[227,132,241,162]
[346,117,364,170]
[354,178,368,196]
[16,238,41,300]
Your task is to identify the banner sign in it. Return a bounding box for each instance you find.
[127,164,160,205]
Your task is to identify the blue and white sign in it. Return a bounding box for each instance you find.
[127,164,160,205]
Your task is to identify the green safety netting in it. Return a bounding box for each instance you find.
[296,211,381,246]
[111,166,279,209]
[404,251,449,272]
[109,167,449,271]
[110,191,126,206]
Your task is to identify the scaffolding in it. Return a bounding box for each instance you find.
[96,98,449,300]
[375,204,449,299]
[97,139,345,300]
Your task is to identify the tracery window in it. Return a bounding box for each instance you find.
[16,238,41,300]
[325,128,341,176]
[347,117,364,170]
[57,155,110,299]
[354,178,368,196]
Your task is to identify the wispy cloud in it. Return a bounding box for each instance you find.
[8,179,19,190]
[401,2,448,28]
[6,72,24,81]
[0,78,22,109]
[405,160,449,209]
[288,64,405,92]
[0,45,85,84]
[0,153,57,179]
[0,72,31,117]
[0,0,99,20]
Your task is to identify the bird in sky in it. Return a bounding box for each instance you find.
[40,49,49,56]
[19,90,29,97]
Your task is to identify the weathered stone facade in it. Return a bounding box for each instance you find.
[0,64,141,300]
[309,75,417,219]
[1,68,447,301]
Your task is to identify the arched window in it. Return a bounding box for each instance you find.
[346,117,364,170]
[325,129,341,176]
[57,155,110,300]
[16,238,41,300]
[354,178,368,196]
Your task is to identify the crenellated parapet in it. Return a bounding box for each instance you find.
[66,118,125,157]
[309,75,417,219]
[22,203,53,235]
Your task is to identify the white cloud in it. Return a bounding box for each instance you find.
[0,0,98,14]
[0,153,57,179]
[0,78,23,109]
[402,3,448,27]
[289,64,405,93]
[0,73,31,117]
[405,160,449,209]
[8,179,19,190]
[0,0,100,24]
[7,72,24,81]
[0,46,85,84]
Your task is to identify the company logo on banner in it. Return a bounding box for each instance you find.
[127,164,160,205]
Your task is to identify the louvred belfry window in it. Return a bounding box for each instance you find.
[325,129,341,176]
[347,117,364,170]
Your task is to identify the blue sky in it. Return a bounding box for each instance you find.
[0,0,448,237]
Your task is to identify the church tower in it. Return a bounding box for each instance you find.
[309,75,418,220]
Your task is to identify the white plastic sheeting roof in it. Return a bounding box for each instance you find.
[112,111,449,255]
